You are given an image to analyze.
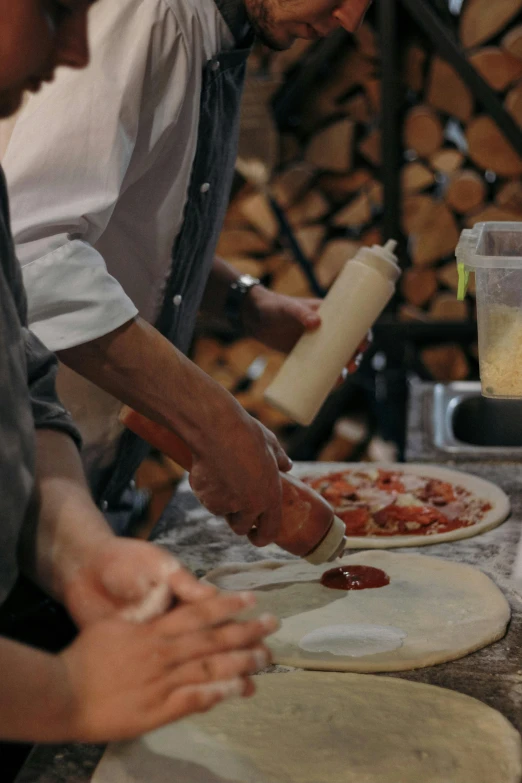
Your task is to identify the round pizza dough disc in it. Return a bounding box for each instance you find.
[94,672,522,783]
[205,551,510,672]
[290,462,510,548]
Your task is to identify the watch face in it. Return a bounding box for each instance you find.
[227,274,261,328]
[238,274,260,288]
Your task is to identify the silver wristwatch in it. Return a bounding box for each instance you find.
[225,273,261,329]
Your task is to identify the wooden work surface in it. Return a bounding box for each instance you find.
[15,459,522,782]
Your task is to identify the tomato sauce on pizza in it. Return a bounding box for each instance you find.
[303,469,492,538]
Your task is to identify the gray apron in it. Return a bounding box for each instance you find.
[99,29,253,513]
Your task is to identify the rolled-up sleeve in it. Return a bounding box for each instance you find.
[0,166,82,446]
[2,0,187,351]
[21,240,138,351]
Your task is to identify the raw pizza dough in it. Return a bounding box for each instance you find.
[290,462,510,548]
[93,672,522,783]
[205,551,510,672]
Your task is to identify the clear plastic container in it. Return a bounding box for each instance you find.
[457,222,522,398]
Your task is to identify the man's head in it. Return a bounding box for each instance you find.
[0,0,94,119]
[245,0,371,50]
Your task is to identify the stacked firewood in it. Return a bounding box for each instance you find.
[201,1,522,399]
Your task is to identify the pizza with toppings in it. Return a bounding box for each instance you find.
[293,463,511,548]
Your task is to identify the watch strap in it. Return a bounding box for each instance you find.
[225,274,261,329]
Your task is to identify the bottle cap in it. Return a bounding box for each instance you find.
[382,238,398,256]
[304,516,347,565]
[356,239,401,283]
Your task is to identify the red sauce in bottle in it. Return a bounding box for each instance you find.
[321,565,390,590]
[120,410,341,560]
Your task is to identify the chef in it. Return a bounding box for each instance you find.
[0,0,276,761]
[3,0,371,544]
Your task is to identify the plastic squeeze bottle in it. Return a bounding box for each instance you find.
[119,407,347,564]
[264,240,401,425]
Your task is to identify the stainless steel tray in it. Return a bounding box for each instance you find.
[431,382,522,457]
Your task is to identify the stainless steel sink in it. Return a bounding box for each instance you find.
[431,382,522,456]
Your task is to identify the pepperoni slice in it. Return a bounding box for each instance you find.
[373,504,451,534]
[304,473,359,505]
[338,507,370,535]
[418,479,456,505]
[322,480,359,505]
[376,470,405,493]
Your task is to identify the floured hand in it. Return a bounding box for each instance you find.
[58,591,278,742]
[63,538,216,627]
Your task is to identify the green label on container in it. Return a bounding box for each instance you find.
[457,263,470,301]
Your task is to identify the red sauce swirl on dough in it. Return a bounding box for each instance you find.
[320,565,390,591]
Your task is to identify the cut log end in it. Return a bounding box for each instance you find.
[445,170,487,214]
[404,106,444,158]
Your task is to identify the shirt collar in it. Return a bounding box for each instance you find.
[214,0,251,43]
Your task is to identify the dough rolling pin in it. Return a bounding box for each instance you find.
[119,407,346,564]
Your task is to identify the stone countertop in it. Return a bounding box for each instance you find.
[16,394,522,781]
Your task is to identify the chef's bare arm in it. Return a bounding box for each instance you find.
[201,256,268,330]
[20,429,114,605]
[58,316,248,450]
[57,317,291,545]
[201,256,326,355]
[201,256,243,317]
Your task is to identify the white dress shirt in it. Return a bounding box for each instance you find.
[3,0,236,486]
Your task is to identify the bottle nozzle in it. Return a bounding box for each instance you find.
[384,239,397,253]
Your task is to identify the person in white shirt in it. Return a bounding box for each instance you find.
[4,0,371,545]
[0,0,276,753]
